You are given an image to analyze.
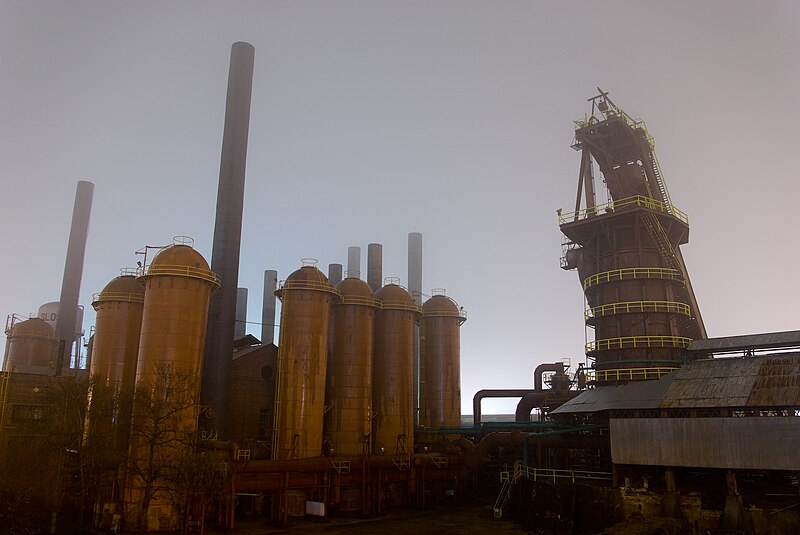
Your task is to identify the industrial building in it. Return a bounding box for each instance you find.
[1,44,798,535]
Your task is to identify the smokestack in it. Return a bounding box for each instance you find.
[367,243,383,292]
[235,288,248,339]
[347,246,361,279]
[408,231,422,425]
[55,180,94,375]
[201,42,255,440]
[328,263,343,286]
[408,232,422,304]
[261,270,277,345]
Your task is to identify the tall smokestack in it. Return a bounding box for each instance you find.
[367,243,383,292]
[235,288,248,339]
[328,263,343,286]
[408,231,422,425]
[201,42,255,440]
[55,180,94,375]
[261,270,277,345]
[347,246,361,279]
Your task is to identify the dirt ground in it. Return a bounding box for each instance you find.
[231,502,534,535]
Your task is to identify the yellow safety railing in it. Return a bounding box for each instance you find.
[558,195,688,226]
[336,295,380,308]
[587,367,678,383]
[380,300,422,314]
[91,292,145,305]
[585,300,690,320]
[142,264,221,289]
[583,267,682,290]
[277,279,342,297]
[515,462,613,484]
[422,308,468,323]
[587,336,692,353]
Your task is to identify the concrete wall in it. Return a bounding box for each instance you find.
[611,417,800,470]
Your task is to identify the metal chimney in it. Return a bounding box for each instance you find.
[408,232,422,304]
[347,246,361,279]
[235,288,248,340]
[55,180,94,375]
[261,270,277,345]
[367,243,383,292]
[328,263,343,286]
[201,42,255,440]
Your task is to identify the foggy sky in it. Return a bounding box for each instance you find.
[1,1,798,414]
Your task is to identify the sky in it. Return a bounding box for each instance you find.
[1,1,798,414]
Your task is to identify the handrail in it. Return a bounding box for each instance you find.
[587,367,679,383]
[558,194,688,226]
[583,267,682,290]
[422,309,468,323]
[587,336,692,353]
[142,264,221,289]
[336,295,380,308]
[92,292,145,305]
[278,279,341,297]
[514,462,613,484]
[380,300,421,314]
[585,300,690,320]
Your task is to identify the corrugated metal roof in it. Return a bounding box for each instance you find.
[747,355,800,406]
[687,330,800,353]
[552,352,800,414]
[551,373,676,414]
[660,358,756,408]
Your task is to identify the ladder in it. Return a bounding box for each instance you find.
[642,211,678,270]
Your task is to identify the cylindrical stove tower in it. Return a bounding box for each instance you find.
[372,280,419,455]
[421,291,466,429]
[126,242,218,531]
[328,277,378,455]
[90,273,145,390]
[273,261,338,459]
[135,243,219,396]
[4,318,57,374]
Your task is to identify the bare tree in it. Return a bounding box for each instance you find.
[126,364,203,533]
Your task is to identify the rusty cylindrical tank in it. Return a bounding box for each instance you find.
[328,277,379,456]
[372,280,419,455]
[4,317,57,373]
[274,261,338,459]
[124,243,217,531]
[135,244,219,415]
[90,273,145,390]
[421,291,466,429]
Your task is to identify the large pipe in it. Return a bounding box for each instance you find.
[534,362,565,391]
[261,270,277,345]
[408,233,422,426]
[201,42,255,441]
[367,243,383,293]
[328,263,343,286]
[55,180,94,375]
[235,288,248,339]
[472,388,536,428]
[347,246,361,279]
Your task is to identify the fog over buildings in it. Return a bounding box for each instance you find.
[1,1,798,413]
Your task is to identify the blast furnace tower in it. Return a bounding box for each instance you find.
[559,90,705,385]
